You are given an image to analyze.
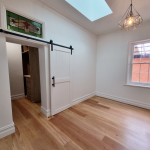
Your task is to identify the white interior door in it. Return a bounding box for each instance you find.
[50,46,72,116]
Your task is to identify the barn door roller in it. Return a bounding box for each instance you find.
[50,40,74,55]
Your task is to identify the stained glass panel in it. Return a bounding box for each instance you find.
[6,10,42,38]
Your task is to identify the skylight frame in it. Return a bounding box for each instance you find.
[65,0,113,22]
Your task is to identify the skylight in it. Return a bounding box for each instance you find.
[65,0,113,22]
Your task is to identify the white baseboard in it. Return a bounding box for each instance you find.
[0,123,15,139]
[96,92,150,110]
[11,93,25,100]
[41,106,50,118]
[72,92,96,106]
[43,92,96,117]
[41,92,95,117]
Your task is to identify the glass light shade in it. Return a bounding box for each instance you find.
[119,4,143,31]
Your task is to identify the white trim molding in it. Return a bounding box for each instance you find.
[72,92,96,106]
[11,93,25,100]
[124,84,150,88]
[96,92,150,110]
[0,123,15,139]
[41,106,50,118]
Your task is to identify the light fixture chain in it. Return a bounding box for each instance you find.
[130,0,133,13]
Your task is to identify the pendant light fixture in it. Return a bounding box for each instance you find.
[119,0,143,31]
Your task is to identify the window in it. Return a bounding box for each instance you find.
[127,40,150,87]
[6,10,42,38]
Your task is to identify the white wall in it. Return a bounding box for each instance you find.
[0,36,15,139]
[6,42,24,100]
[1,0,97,99]
[0,0,97,138]
[96,22,150,108]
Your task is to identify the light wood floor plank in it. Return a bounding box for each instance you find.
[0,96,150,150]
[20,98,70,146]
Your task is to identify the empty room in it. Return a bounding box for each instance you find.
[0,0,150,150]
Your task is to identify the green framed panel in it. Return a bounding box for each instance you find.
[6,10,42,38]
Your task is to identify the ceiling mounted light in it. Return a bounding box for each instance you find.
[119,0,143,31]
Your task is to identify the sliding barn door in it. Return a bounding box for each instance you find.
[50,46,72,116]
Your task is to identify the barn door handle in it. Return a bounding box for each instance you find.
[52,76,55,87]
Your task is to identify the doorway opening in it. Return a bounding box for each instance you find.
[5,34,50,118]
[6,42,42,105]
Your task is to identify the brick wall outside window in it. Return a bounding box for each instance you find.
[132,58,150,83]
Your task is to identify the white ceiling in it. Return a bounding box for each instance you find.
[40,0,150,35]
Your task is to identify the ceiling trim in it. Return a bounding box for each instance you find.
[98,18,150,37]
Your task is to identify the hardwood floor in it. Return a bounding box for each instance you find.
[0,96,150,150]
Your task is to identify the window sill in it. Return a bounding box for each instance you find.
[124,84,150,88]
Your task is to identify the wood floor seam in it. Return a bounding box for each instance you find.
[0,97,150,150]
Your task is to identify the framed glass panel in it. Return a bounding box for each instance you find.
[140,64,149,73]
[6,10,42,38]
[133,44,150,63]
[140,74,148,83]
[132,73,140,82]
[148,65,150,83]
[133,45,141,63]
[132,64,140,73]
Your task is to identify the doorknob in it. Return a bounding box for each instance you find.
[52,76,55,87]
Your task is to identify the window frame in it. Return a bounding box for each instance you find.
[127,39,150,88]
